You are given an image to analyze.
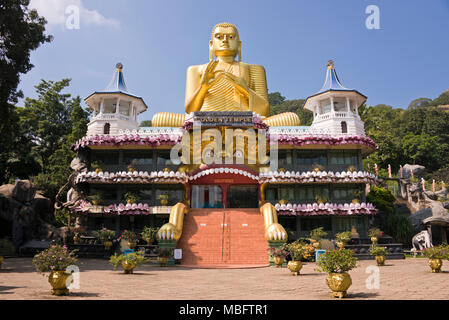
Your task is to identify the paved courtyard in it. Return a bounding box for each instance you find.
[0,257,448,300]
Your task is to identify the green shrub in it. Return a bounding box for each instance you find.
[32,245,78,273]
[335,231,352,243]
[367,186,395,214]
[384,213,414,246]
[369,246,387,256]
[109,251,147,269]
[309,227,327,241]
[421,244,449,259]
[315,248,358,273]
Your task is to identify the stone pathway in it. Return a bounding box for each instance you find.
[0,257,448,300]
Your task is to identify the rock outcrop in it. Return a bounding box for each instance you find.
[0,180,69,249]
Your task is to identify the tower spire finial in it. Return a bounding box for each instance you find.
[116,62,123,71]
[327,59,334,69]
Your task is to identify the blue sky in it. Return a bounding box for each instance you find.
[21,0,449,122]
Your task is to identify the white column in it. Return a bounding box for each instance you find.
[330,96,335,113]
[346,97,351,113]
[313,105,317,119]
[115,97,121,115]
[99,98,104,115]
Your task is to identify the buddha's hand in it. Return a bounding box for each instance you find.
[200,60,218,89]
[157,223,178,240]
[265,223,288,242]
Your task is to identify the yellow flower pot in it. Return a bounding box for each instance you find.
[429,258,443,273]
[370,237,378,244]
[287,260,302,276]
[145,238,153,245]
[160,199,168,206]
[121,260,136,274]
[157,256,168,267]
[375,255,386,266]
[73,235,80,244]
[312,242,321,250]
[326,273,352,299]
[104,241,113,250]
[273,256,285,267]
[48,271,72,296]
[128,242,137,249]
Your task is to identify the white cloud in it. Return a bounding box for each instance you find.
[29,0,120,29]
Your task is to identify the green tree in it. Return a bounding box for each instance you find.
[401,133,445,171]
[20,79,74,172]
[268,92,285,107]
[0,0,52,184]
[139,120,152,127]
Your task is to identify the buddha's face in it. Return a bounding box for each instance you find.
[210,26,239,58]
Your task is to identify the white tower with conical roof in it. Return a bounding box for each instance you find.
[84,63,148,136]
[303,60,366,136]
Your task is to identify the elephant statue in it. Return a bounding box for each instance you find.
[412,229,433,251]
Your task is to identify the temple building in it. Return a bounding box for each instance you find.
[70,23,379,266]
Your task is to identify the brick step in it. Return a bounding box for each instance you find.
[177,208,268,266]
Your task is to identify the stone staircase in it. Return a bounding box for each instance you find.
[177,208,268,266]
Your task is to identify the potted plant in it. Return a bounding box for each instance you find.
[351,190,363,204]
[282,240,314,275]
[71,226,86,244]
[309,227,328,249]
[119,230,138,249]
[278,199,287,205]
[369,245,387,266]
[109,251,147,274]
[127,161,136,173]
[88,193,102,206]
[93,228,116,250]
[347,165,357,173]
[368,228,383,244]
[91,161,102,173]
[32,245,78,296]
[157,247,173,267]
[335,231,352,249]
[268,247,289,267]
[315,248,358,299]
[422,244,449,273]
[158,194,169,206]
[141,226,159,245]
[124,192,139,204]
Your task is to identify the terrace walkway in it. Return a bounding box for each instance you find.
[0,257,448,300]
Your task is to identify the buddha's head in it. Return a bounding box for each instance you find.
[209,22,241,61]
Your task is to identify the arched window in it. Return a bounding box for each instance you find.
[104,123,110,134]
[341,121,347,134]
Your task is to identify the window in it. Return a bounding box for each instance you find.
[320,99,332,114]
[334,98,347,112]
[155,186,184,206]
[278,150,292,169]
[191,185,223,209]
[297,185,330,203]
[156,150,174,166]
[332,185,364,203]
[228,185,258,208]
[103,123,110,134]
[123,151,153,167]
[119,100,131,116]
[89,185,117,203]
[297,150,327,169]
[103,98,116,114]
[300,217,332,232]
[329,151,358,167]
[90,151,119,166]
[266,185,295,204]
[341,121,347,134]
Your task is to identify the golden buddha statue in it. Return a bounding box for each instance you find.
[152,22,299,127]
